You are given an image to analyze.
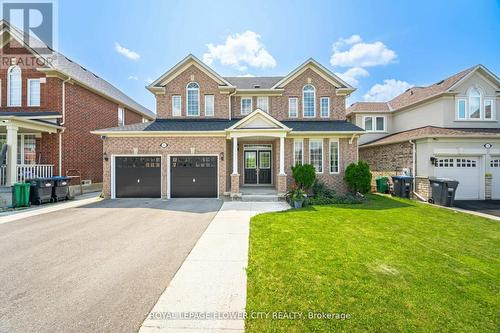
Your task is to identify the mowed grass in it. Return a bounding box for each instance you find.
[246,195,499,332]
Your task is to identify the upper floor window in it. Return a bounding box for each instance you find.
[320,97,330,118]
[186,82,200,116]
[457,87,495,121]
[288,97,298,118]
[7,65,21,107]
[205,95,214,116]
[118,107,125,126]
[364,116,385,132]
[241,97,252,115]
[257,96,269,112]
[27,79,41,107]
[303,84,316,117]
[172,95,182,116]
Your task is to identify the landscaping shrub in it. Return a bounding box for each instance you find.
[344,161,372,194]
[291,164,316,190]
[312,179,336,198]
[306,192,365,205]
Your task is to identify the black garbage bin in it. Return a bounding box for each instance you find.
[27,178,54,205]
[52,176,71,202]
[391,175,414,198]
[428,178,459,207]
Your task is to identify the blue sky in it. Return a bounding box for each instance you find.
[56,0,499,112]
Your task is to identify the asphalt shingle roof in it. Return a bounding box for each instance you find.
[223,77,284,89]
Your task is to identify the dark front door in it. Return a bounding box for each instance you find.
[258,151,272,184]
[244,150,272,185]
[170,156,218,198]
[115,156,161,198]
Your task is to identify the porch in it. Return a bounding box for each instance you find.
[0,116,63,187]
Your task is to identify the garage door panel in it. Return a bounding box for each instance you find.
[115,157,161,198]
[434,157,480,200]
[491,158,500,199]
[170,156,217,198]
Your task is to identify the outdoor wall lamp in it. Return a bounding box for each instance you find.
[220,152,224,161]
[430,156,436,165]
[103,152,109,161]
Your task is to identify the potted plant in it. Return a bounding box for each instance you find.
[286,186,307,208]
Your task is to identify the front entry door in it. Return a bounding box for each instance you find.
[244,150,272,185]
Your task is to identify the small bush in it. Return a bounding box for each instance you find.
[305,193,365,206]
[291,164,316,190]
[312,179,336,199]
[344,161,372,194]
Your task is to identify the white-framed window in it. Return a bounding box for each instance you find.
[309,139,323,173]
[0,134,37,165]
[118,107,125,126]
[320,97,330,118]
[186,82,200,116]
[363,116,385,132]
[329,139,339,173]
[257,96,269,112]
[457,87,495,121]
[7,65,21,107]
[205,95,214,116]
[142,118,149,123]
[491,159,500,168]
[293,140,303,166]
[436,158,454,168]
[288,97,298,118]
[172,95,181,116]
[241,97,252,115]
[457,99,466,120]
[456,158,477,168]
[27,79,41,107]
[303,84,316,117]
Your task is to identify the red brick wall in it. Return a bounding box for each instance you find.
[125,108,143,124]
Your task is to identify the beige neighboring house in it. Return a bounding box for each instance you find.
[347,65,500,201]
[93,55,364,200]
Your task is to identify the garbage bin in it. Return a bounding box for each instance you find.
[375,176,389,193]
[28,178,54,205]
[391,175,414,198]
[52,176,71,202]
[428,178,459,207]
[12,183,31,208]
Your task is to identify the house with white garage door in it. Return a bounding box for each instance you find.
[347,64,500,200]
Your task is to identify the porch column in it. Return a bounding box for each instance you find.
[232,136,238,175]
[279,136,285,175]
[6,123,18,186]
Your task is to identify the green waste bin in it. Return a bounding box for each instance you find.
[375,176,389,193]
[12,183,31,208]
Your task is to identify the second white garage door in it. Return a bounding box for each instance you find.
[434,157,481,200]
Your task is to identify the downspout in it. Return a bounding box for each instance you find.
[228,89,236,120]
[58,76,71,176]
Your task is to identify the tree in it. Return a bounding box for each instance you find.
[344,161,372,194]
[291,164,316,190]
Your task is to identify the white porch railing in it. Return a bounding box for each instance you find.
[0,164,54,185]
[17,164,54,183]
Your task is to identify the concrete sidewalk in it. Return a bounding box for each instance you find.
[139,201,290,333]
[0,192,102,224]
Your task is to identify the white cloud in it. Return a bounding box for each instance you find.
[335,67,369,87]
[236,73,255,77]
[128,75,139,80]
[115,42,140,61]
[330,35,397,68]
[203,30,277,71]
[363,79,413,102]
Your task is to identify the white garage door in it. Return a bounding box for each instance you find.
[491,158,500,199]
[434,157,481,200]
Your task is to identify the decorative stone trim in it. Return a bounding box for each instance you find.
[230,173,241,199]
[415,176,430,201]
[485,173,492,200]
[277,174,287,195]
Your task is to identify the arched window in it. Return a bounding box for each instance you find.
[303,84,316,117]
[468,87,481,119]
[186,82,200,116]
[7,65,21,106]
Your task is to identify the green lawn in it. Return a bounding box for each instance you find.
[246,195,499,332]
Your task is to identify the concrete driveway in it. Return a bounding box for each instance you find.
[454,200,500,218]
[0,198,222,333]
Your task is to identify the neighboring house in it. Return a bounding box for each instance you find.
[93,54,364,200]
[0,21,154,205]
[347,65,500,200]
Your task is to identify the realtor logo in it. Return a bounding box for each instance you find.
[1,0,57,53]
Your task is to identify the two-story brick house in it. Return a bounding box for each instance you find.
[347,65,500,200]
[94,54,364,199]
[0,21,154,205]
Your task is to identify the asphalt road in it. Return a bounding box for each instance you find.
[0,198,222,333]
[454,200,500,217]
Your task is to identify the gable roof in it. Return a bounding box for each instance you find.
[346,102,390,115]
[227,109,291,130]
[272,58,355,92]
[0,20,155,119]
[147,54,235,89]
[223,76,283,89]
